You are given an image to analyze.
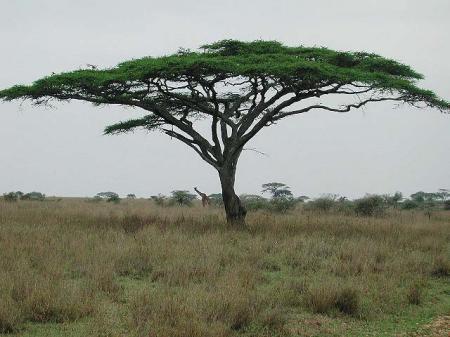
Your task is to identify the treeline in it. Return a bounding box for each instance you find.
[3,186,449,216]
[2,191,46,202]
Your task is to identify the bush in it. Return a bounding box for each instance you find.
[354,195,385,217]
[305,197,335,212]
[150,194,167,206]
[169,190,196,206]
[208,193,223,207]
[240,194,269,211]
[444,200,450,210]
[106,195,120,204]
[95,192,120,203]
[3,192,19,202]
[401,199,419,210]
[270,197,297,213]
[21,192,45,201]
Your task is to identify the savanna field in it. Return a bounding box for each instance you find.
[0,199,449,337]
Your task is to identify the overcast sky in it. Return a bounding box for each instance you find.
[0,0,449,199]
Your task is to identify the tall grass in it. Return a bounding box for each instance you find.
[0,198,448,336]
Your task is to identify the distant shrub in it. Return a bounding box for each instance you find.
[21,192,45,201]
[126,194,136,199]
[354,195,385,217]
[3,192,19,202]
[334,200,355,215]
[305,197,335,212]
[401,199,419,210]
[270,197,297,213]
[96,192,120,203]
[444,200,450,210]
[169,190,196,206]
[150,194,167,206]
[240,194,269,211]
[208,193,223,207]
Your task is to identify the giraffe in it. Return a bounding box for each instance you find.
[194,187,210,207]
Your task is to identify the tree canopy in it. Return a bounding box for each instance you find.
[1,40,448,225]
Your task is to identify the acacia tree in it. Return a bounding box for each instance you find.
[1,40,448,226]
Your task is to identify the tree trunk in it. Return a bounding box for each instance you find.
[219,166,247,227]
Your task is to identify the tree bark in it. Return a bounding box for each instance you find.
[219,165,247,227]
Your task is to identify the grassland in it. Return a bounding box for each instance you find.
[0,198,448,337]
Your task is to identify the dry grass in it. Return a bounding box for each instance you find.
[0,198,449,336]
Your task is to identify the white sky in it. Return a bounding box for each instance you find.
[0,0,449,199]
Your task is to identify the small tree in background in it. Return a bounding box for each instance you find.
[96,191,120,203]
[383,192,403,208]
[262,182,297,213]
[21,192,45,201]
[3,192,19,202]
[208,193,224,207]
[262,182,293,199]
[150,194,167,206]
[240,194,269,211]
[127,194,137,199]
[354,195,385,217]
[170,190,196,206]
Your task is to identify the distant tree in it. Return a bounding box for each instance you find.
[305,197,335,212]
[261,182,293,199]
[354,195,385,217]
[208,193,224,207]
[3,192,19,202]
[21,192,45,201]
[410,191,439,204]
[150,194,167,206]
[2,40,448,226]
[15,191,24,199]
[383,192,403,208]
[96,191,120,203]
[240,194,269,211]
[126,194,137,199]
[401,199,419,210]
[437,189,450,202]
[444,200,450,210]
[170,190,196,206]
[296,196,310,203]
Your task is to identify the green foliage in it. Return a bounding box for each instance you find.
[150,194,167,207]
[261,182,293,199]
[444,200,450,210]
[401,199,419,210]
[21,192,46,201]
[305,196,336,212]
[240,194,269,211]
[383,192,403,207]
[96,192,120,203]
[1,40,448,130]
[3,192,19,202]
[261,182,296,213]
[269,197,297,213]
[169,190,196,206]
[126,194,136,199]
[354,195,385,217]
[208,193,223,207]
